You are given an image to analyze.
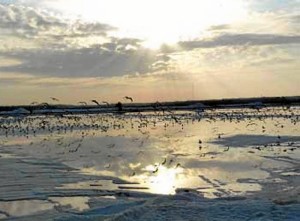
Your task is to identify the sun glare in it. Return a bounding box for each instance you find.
[44,0,248,49]
[144,165,183,194]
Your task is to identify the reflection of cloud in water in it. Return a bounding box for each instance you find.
[0,200,54,217]
[0,107,299,219]
[49,197,90,211]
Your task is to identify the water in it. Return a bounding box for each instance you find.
[0,106,299,220]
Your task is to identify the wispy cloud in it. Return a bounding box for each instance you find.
[0,4,116,48]
[0,4,65,36]
[0,1,299,104]
[179,34,300,50]
[249,0,300,12]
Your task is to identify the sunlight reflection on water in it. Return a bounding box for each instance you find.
[0,107,299,198]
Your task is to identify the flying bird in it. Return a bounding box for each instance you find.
[175,163,182,168]
[124,96,133,102]
[91,100,100,105]
[152,167,159,173]
[50,97,59,102]
[102,101,110,106]
[39,102,50,107]
[223,146,230,152]
[78,101,87,105]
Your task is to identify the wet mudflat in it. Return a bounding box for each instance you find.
[0,106,299,220]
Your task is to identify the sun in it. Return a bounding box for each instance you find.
[44,0,248,49]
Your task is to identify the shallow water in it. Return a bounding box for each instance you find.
[0,107,299,220]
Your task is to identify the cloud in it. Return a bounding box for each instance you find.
[291,14,300,22]
[0,72,34,87]
[208,24,231,31]
[0,41,170,77]
[0,4,65,35]
[0,4,172,78]
[249,0,300,12]
[0,4,116,45]
[0,0,17,5]
[75,22,115,35]
[179,33,300,50]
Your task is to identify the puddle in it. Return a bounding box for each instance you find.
[0,200,53,217]
[49,197,90,211]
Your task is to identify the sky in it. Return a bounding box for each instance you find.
[0,0,299,105]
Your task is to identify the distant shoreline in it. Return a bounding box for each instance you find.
[0,96,299,116]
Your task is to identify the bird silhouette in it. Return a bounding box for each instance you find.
[50,97,59,102]
[175,163,182,168]
[152,167,159,173]
[78,101,87,105]
[124,96,133,102]
[102,101,110,106]
[223,146,230,152]
[39,102,50,107]
[91,100,100,105]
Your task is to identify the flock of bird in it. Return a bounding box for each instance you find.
[50,96,134,105]
[29,97,135,110]
[0,101,299,178]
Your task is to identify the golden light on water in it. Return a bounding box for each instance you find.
[78,164,184,195]
[144,165,183,195]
